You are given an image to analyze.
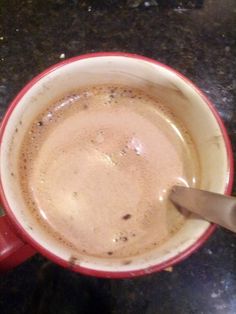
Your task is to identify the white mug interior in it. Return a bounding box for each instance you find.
[0,54,231,276]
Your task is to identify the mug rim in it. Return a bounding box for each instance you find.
[0,52,233,278]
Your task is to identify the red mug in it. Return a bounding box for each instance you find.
[0,53,233,278]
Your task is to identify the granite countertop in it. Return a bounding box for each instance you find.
[0,1,236,313]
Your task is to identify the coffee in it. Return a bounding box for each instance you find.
[18,85,199,258]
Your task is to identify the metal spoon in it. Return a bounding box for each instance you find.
[169,186,236,233]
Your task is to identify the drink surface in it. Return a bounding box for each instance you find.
[18,85,199,258]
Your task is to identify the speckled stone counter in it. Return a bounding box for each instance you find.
[0,1,236,313]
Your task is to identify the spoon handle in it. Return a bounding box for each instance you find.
[169,186,236,233]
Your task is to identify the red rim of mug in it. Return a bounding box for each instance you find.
[0,52,234,278]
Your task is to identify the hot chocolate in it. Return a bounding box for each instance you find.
[18,85,199,258]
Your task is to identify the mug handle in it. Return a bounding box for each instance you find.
[0,214,36,272]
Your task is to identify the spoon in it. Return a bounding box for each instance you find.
[169,186,236,233]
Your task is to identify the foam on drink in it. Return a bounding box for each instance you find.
[18,85,199,258]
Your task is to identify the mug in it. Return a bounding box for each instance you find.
[0,53,233,278]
